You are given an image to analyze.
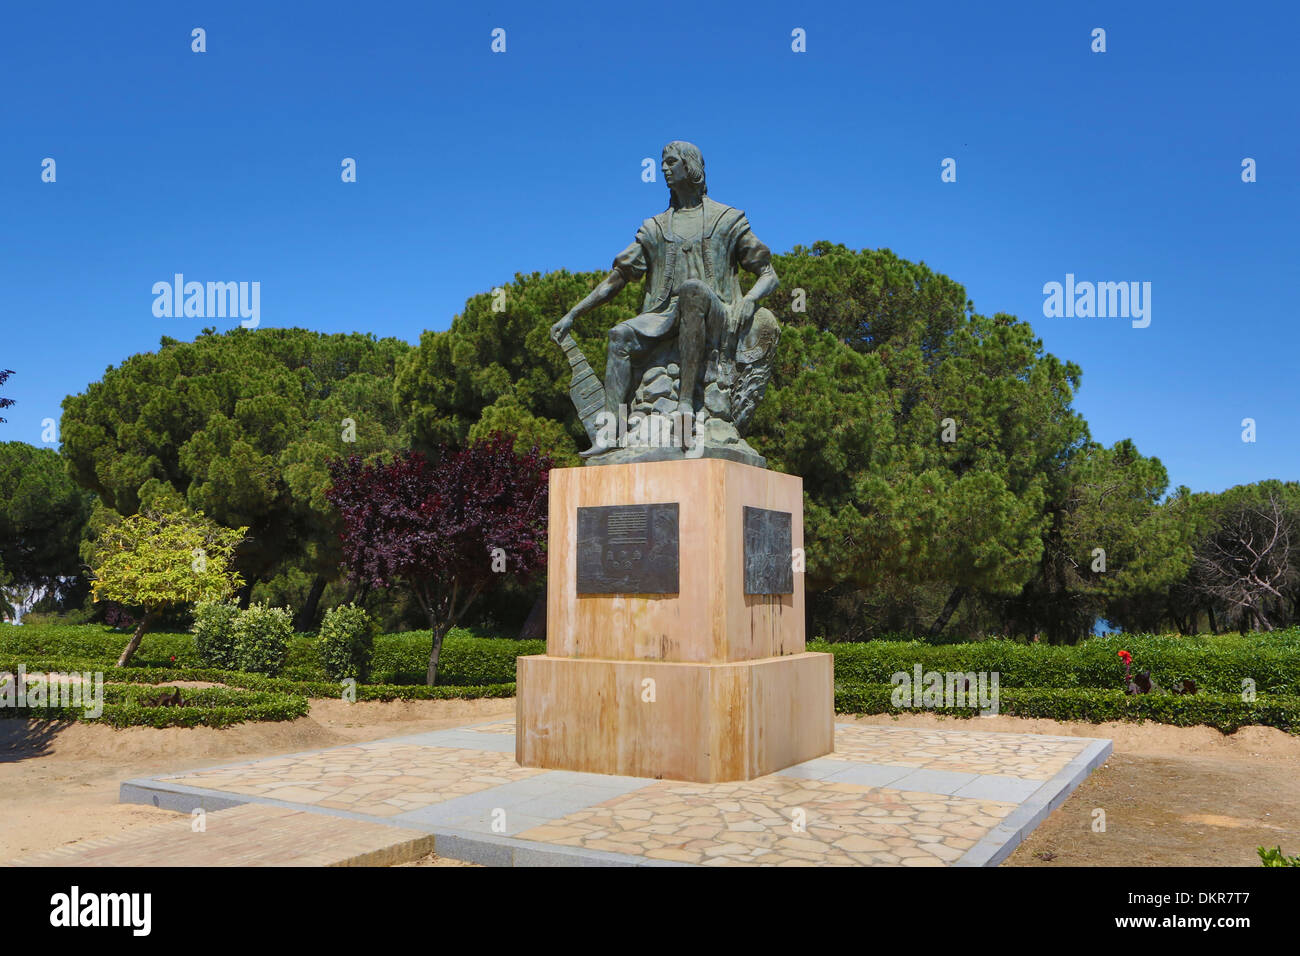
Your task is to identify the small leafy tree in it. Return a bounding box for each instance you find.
[0,368,14,423]
[326,433,549,685]
[88,509,246,666]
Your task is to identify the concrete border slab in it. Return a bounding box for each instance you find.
[953,738,1113,867]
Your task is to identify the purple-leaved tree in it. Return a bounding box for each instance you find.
[326,433,550,685]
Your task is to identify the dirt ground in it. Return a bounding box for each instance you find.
[842,713,1300,866]
[0,697,515,865]
[2,702,1296,867]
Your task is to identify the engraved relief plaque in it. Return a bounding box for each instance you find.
[576,503,680,594]
[743,506,793,595]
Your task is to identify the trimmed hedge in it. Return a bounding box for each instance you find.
[368,632,545,685]
[0,681,309,728]
[1,623,540,686]
[11,624,1298,692]
[814,631,1300,695]
[0,624,199,667]
[833,681,1300,734]
[0,655,515,703]
[8,624,1296,734]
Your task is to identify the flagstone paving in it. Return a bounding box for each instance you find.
[825,725,1089,780]
[160,742,544,817]
[21,717,1108,867]
[513,776,1018,866]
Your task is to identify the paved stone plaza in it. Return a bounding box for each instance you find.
[11,719,1110,867]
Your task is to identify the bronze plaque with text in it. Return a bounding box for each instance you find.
[576,503,680,594]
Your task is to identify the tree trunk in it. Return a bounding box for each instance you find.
[294,575,328,632]
[422,579,486,685]
[1207,605,1218,634]
[237,576,257,610]
[518,590,546,641]
[425,619,449,686]
[116,610,159,667]
[928,586,967,638]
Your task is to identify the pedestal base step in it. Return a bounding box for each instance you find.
[516,652,834,783]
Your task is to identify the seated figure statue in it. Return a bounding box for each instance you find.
[549,140,781,467]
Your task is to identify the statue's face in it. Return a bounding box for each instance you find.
[661,149,689,189]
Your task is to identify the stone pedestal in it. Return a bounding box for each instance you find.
[516,458,834,783]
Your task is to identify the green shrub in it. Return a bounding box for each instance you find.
[0,621,544,688]
[193,601,241,669]
[833,681,1300,734]
[283,633,320,673]
[1258,846,1300,867]
[814,631,1300,695]
[0,681,309,728]
[20,608,99,627]
[367,629,544,685]
[232,603,293,676]
[434,633,545,685]
[0,654,518,703]
[0,622,198,667]
[317,604,377,682]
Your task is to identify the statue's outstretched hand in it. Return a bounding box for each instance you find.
[729,299,757,345]
[550,314,574,343]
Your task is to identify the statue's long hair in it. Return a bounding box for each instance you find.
[664,141,707,206]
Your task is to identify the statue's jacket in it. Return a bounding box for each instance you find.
[611,196,773,340]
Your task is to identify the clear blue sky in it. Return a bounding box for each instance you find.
[2,0,1296,494]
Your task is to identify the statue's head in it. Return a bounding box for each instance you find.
[662,141,706,200]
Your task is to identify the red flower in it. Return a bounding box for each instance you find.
[1117,649,1133,683]
[170,655,177,663]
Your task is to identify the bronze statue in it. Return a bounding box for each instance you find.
[550,141,781,467]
